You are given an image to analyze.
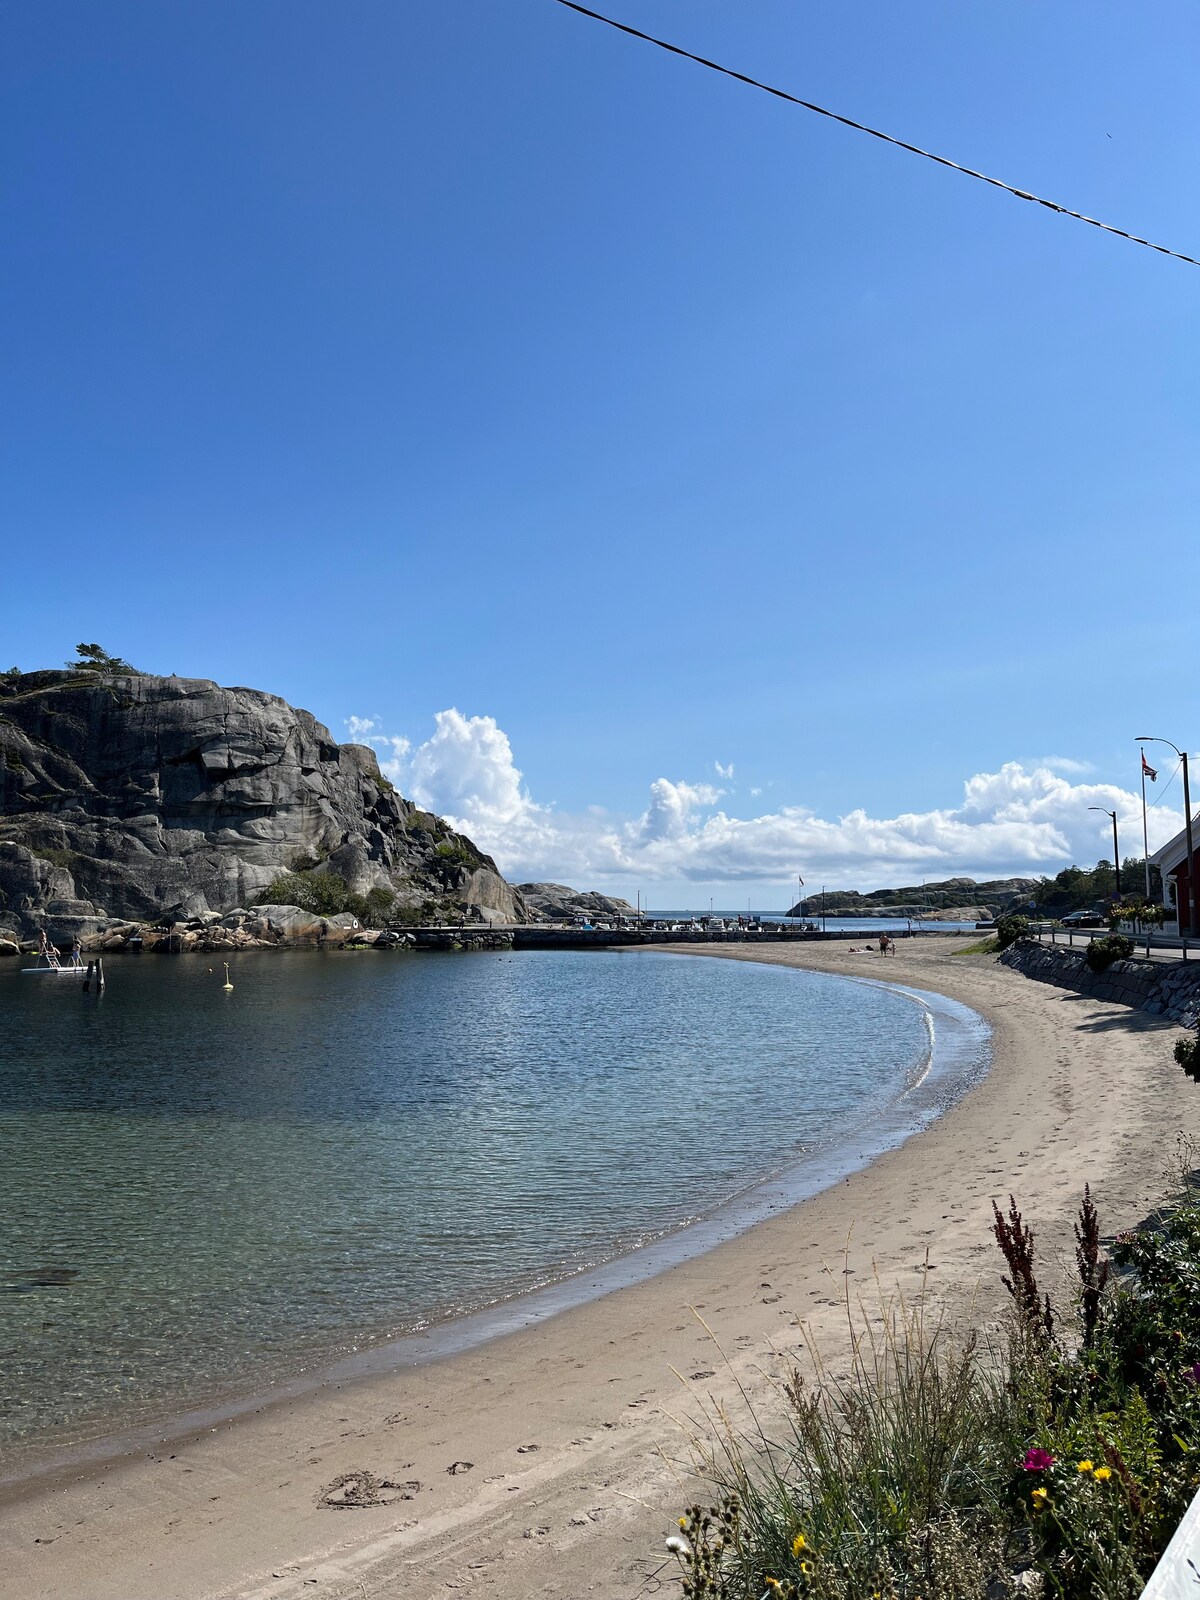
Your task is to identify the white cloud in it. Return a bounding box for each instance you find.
[351,710,1181,892]
[1036,755,1097,777]
[714,760,734,779]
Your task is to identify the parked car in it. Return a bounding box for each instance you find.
[1061,910,1106,928]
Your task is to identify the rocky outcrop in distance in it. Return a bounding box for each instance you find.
[787,876,1039,919]
[517,882,637,922]
[0,669,527,941]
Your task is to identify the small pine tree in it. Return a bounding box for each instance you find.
[67,643,136,674]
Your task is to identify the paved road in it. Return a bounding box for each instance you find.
[1029,927,1200,964]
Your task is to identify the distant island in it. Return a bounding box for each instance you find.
[517,883,635,922]
[787,876,1039,921]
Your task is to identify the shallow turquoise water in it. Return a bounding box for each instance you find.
[0,948,939,1452]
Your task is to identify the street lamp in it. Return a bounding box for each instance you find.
[1088,807,1121,901]
[1138,736,1194,937]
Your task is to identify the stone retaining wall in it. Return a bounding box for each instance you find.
[1000,939,1200,1028]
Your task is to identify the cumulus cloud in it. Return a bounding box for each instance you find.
[349,709,1182,891]
[714,760,734,779]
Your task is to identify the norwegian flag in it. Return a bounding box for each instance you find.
[1142,751,1158,782]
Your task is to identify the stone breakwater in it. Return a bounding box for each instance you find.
[1000,938,1200,1028]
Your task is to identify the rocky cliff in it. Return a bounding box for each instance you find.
[0,669,526,940]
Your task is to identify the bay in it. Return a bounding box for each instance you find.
[1,948,940,1453]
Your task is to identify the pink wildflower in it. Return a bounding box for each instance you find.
[1022,1448,1055,1472]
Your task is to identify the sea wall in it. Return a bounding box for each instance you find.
[1000,938,1200,1028]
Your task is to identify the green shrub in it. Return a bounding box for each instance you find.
[1174,1033,1200,1084]
[1085,934,1134,974]
[435,839,477,870]
[255,872,400,926]
[32,846,77,870]
[255,870,352,916]
[995,914,1029,950]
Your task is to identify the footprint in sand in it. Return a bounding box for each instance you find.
[446,1460,475,1475]
[516,1443,540,1454]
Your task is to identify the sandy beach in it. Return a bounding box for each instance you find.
[3,935,1196,1600]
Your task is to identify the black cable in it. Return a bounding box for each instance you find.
[551,0,1199,269]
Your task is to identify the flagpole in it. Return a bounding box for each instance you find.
[1141,761,1151,902]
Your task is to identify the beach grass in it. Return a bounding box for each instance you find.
[668,1153,1200,1600]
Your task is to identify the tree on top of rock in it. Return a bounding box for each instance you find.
[67,643,139,675]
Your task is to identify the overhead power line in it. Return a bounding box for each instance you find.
[551,0,1199,269]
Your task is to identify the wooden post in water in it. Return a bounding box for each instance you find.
[83,960,93,993]
[96,957,105,992]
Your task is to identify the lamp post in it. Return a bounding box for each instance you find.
[1138,736,1194,937]
[1088,807,1121,901]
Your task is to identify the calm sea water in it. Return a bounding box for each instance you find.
[1,949,952,1456]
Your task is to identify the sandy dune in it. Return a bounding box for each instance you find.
[3,937,1196,1600]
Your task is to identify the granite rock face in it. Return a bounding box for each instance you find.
[517,882,636,922]
[0,670,526,940]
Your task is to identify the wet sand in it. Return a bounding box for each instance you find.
[3,936,1194,1600]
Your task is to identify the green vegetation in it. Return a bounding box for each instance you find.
[435,839,478,870]
[995,914,1029,951]
[1108,901,1166,930]
[1173,1034,1200,1084]
[67,642,140,675]
[254,870,398,927]
[1033,860,1162,919]
[953,936,1001,956]
[670,1169,1200,1600]
[1084,934,1135,974]
[31,846,78,870]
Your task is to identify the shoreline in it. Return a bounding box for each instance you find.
[0,964,988,1493]
[3,936,1195,1600]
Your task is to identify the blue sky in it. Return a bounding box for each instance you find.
[3,2,1198,901]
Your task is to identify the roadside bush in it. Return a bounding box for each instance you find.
[995,914,1029,950]
[1085,934,1135,974]
[1174,1033,1200,1084]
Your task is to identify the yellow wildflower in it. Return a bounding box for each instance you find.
[1093,1466,1112,1481]
[800,1561,813,1575]
[679,1517,688,1528]
[1077,1459,1094,1473]
[792,1532,807,1557]
[1030,1487,1048,1507]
